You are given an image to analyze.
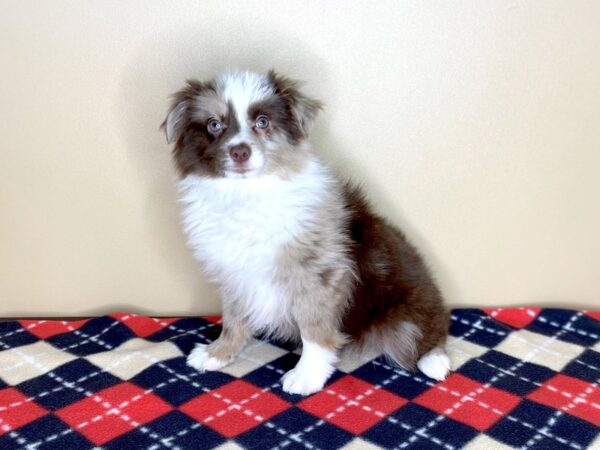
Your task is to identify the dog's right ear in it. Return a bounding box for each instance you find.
[161,80,205,144]
[162,100,188,144]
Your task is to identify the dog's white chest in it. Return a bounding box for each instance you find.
[180,177,303,272]
[178,174,321,330]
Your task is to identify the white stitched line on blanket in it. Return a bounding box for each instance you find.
[374,360,586,450]
[519,312,593,450]
[535,316,600,340]
[452,312,586,449]
[0,335,200,412]
[173,345,397,450]
[0,349,176,450]
[266,420,323,450]
[0,314,173,342]
[416,311,585,450]
[0,317,215,377]
[543,383,600,410]
[575,358,600,373]
[0,417,14,437]
[147,423,204,450]
[0,344,54,448]
[0,322,37,341]
[522,380,599,450]
[0,316,109,341]
[477,313,594,359]
[148,353,290,445]
[117,341,285,446]
[20,365,212,450]
[0,360,28,373]
[10,343,223,450]
[0,314,207,360]
[2,315,124,362]
[0,319,121,355]
[373,361,592,449]
[202,382,276,425]
[448,346,600,405]
[6,428,34,448]
[149,341,329,450]
[272,362,453,450]
[328,386,455,450]
[23,380,179,450]
[446,313,517,351]
[376,312,587,450]
[447,323,580,361]
[273,369,402,450]
[444,316,490,360]
[2,407,53,450]
[323,389,385,419]
[449,316,507,336]
[0,318,210,449]
[388,416,454,450]
[0,347,189,413]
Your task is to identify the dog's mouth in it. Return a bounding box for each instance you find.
[230,166,250,174]
[226,165,256,178]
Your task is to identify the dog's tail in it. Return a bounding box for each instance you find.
[355,320,451,381]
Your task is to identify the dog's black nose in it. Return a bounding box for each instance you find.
[229,144,251,163]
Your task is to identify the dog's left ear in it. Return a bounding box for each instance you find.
[268,70,323,140]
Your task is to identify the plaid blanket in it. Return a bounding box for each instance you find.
[1,308,599,450]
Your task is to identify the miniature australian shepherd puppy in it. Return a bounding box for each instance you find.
[162,70,451,395]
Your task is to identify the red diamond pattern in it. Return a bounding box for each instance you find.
[415,373,521,431]
[0,388,47,436]
[55,382,172,445]
[19,319,89,339]
[111,313,178,338]
[203,316,223,324]
[298,375,407,434]
[179,380,289,438]
[527,374,600,427]
[586,311,600,322]
[484,307,541,328]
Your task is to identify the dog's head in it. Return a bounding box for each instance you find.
[162,70,322,179]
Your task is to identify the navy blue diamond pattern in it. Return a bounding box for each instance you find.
[16,359,121,410]
[459,350,557,396]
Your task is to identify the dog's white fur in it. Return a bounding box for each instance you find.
[179,158,334,335]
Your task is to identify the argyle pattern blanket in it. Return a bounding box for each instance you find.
[1,308,599,450]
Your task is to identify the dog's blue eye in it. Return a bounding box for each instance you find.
[255,116,269,129]
[207,118,222,133]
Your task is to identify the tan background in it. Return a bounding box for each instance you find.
[1,1,599,317]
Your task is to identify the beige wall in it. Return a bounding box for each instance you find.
[1,1,599,317]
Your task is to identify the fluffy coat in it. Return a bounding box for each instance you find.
[162,70,450,395]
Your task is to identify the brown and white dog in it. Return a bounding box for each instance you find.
[162,70,450,395]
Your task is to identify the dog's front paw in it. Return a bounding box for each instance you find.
[187,343,229,372]
[281,366,329,396]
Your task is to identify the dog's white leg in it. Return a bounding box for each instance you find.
[281,339,338,395]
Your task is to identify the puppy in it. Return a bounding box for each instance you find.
[162,70,450,395]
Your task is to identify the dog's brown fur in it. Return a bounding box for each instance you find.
[342,185,449,367]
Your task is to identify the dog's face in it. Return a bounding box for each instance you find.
[162,70,322,179]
